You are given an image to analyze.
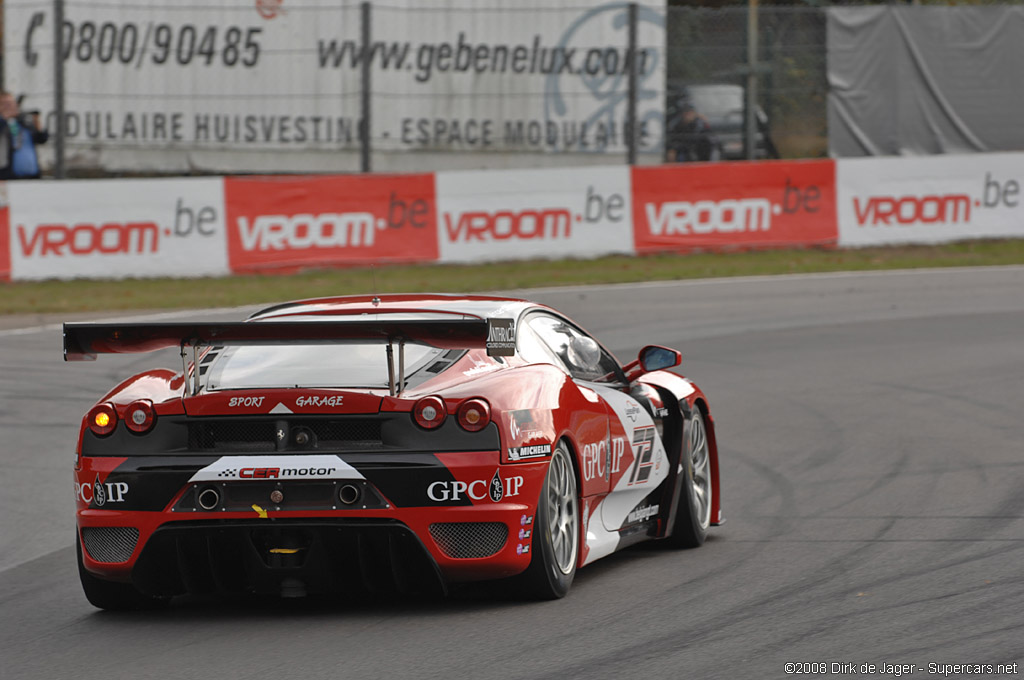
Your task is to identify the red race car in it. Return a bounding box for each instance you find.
[66,294,721,609]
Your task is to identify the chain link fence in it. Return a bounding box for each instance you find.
[12,0,1005,177]
[665,5,827,162]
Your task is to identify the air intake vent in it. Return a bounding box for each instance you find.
[81,527,140,563]
[189,421,277,452]
[429,522,508,559]
[188,419,383,452]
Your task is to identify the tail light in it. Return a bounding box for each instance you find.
[124,400,156,434]
[413,396,447,430]
[457,398,491,432]
[87,403,117,436]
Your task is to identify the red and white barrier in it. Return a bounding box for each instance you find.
[837,153,1024,247]
[436,166,633,263]
[632,160,836,252]
[7,178,228,281]
[2,153,1022,281]
[224,174,438,273]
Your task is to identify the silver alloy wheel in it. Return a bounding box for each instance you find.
[546,446,578,575]
[689,414,712,530]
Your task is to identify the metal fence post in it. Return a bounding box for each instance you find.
[745,0,759,161]
[53,0,66,179]
[360,1,372,173]
[626,2,638,165]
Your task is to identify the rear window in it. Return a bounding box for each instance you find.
[206,343,449,390]
[206,313,477,390]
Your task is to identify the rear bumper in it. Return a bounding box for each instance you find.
[76,451,549,595]
[78,506,540,596]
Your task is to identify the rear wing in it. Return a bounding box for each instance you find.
[63,317,511,396]
[63,319,490,361]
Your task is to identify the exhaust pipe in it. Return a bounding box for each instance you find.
[338,484,362,506]
[197,486,221,511]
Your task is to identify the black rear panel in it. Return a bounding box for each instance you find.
[187,418,384,452]
[83,415,498,456]
[132,519,445,597]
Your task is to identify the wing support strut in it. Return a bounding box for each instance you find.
[383,338,407,397]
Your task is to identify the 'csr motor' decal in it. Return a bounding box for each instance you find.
[189,455,363,482]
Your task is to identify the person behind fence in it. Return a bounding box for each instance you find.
[0,92,48,179]
[667,103,717,163]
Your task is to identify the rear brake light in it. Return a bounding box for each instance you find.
[124,400,156,434]
[88,403,117,436]
[457,398,491,432]
[413,396,447,430]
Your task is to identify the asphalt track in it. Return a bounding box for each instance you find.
[2,267,1023,680]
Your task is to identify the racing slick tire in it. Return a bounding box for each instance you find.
[516,441,579,600]
[666,408,712,549]
[77,536,169,611]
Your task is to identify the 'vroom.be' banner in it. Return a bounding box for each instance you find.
[436,166,634,263]
[9,178,229,281]
[837,153,1024,247]
[224,174,438,273]
[631,160,838,253]
[0,184,9,281]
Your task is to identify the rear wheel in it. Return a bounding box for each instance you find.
[516,441,579,599]
[77,536,169,611]
[667,409,712,548]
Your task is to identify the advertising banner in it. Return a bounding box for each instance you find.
[631,160,837,253]
[837,153,1024,247]
[9,178,228,281]
[3,0,665,173]
[224,173,438,273]
[436,165,634,263]
[0,184,9,281]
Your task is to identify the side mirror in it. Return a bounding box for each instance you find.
[639,345,681,373]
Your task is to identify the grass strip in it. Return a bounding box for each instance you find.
[3,239,1023,315]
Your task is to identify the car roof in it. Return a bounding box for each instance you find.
[250,293,541,323]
